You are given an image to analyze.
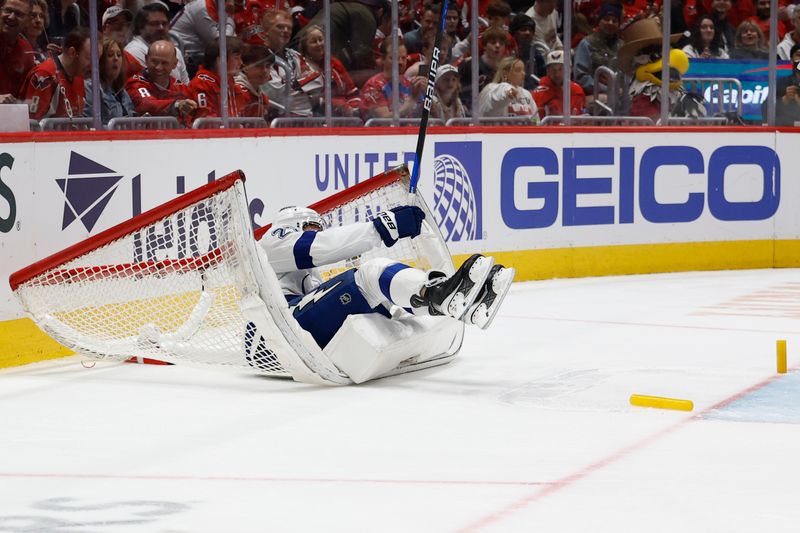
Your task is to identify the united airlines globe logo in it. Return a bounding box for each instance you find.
[432,155,478,241]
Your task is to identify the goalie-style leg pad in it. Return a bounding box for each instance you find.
[462,265,516,330]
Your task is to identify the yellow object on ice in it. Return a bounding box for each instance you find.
[777,340,787,374]
[630,394,694,412]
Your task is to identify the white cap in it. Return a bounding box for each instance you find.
[102,6,133,26]
[436,64,459,79]
[545,49,564,67]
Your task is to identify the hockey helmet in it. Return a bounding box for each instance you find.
[273,206,326,232]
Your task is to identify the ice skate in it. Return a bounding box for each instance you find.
[412,254,494,320]
[462,265,516,330]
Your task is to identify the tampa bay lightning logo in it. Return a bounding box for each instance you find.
[432,142,482,241]
[57,151,123,232]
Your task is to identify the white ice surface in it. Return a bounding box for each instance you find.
[2,268,800,532]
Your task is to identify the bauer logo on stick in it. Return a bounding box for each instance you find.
[423,48,441,112]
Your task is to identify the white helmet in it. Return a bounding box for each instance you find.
[273,206,326,232]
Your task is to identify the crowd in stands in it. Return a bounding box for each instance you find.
[2,0,800,128]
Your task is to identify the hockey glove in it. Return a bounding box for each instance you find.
[372,206,426,247]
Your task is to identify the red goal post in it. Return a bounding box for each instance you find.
[9,167,462,384]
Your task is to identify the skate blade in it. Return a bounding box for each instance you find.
[450,255,495,320]
[473,266,515,330]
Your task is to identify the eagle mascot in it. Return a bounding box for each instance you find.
[617,17,706,123]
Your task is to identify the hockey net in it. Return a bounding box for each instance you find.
[10,167,460,385]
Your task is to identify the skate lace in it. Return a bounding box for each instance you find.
[410,271,447,314]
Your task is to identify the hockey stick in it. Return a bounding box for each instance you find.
[409,0,449,194]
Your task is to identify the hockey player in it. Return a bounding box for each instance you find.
[263,205,515,350]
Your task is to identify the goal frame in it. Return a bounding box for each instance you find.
[10,167,463,385]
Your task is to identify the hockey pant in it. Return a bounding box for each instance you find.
[290,258,427,349]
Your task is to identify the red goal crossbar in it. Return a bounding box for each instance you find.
[9,170,245,291]
[253,165,409,240]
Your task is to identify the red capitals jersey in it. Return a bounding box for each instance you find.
[19,56,85,120]
[234,0,269,46]
[532,76,587,120]
[186,65,241,119]
[125,71,190,117]
[0,35,35,97]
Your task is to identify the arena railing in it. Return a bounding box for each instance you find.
[593,66,622,116]
[107,117,182,130]
[682,77,744,120]
[364,118,446,127]
[445,117,539,127]
[192,117,269,129]
[540,115,655,126]
[666,116,729,126]
[270,117,364,128]
[39,117,94,131]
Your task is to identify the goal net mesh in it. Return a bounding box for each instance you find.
[12,167,454,382]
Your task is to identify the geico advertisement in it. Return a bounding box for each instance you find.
[0,130,793,318]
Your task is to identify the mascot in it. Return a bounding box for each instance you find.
[617,17,706,122]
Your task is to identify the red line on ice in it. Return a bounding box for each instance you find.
[456,368,794,532]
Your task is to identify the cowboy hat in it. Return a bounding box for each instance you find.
[617,17,683,73]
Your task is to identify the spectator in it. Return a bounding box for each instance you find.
[729,19,767,59]
[405,32,453,78]
[19,27,91,120]
[403,1,439,55]
[619,0,659,25]
[47,0,83,41]
[84,37,134,124]
[525,0,563,52]
[299,24,361,117]
[234,43,271,119]
[458,26,508,112]
[747,0,788,42]
[510,13,545,90]
[170,0,236,75]
[126,39,197,119]
[22,0,48,64]
[101,6,132,46]
[443,2,461,54]
[573,2,623,96]
[262,8,320,117]
[682,14,730,58]
[708,0,736,52]
[533,49,588,120]
[486,0,516,56]
[430,63,467,121]
[478,56,539,121]
[233,0,268,47]
[767,43,800,126]
[361,39,425,119]
[186,36,244,120]
[125,3,190,84]
[1,0,35,104]
[778,7,800,61]
[296,0,387,86]
[699,0,755,28]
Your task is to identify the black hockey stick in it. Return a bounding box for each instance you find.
[409,0,449,194]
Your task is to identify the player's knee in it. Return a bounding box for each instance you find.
[355,258,409,307]
[357,258,395,280]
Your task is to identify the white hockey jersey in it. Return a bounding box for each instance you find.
[261,221,382,300]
